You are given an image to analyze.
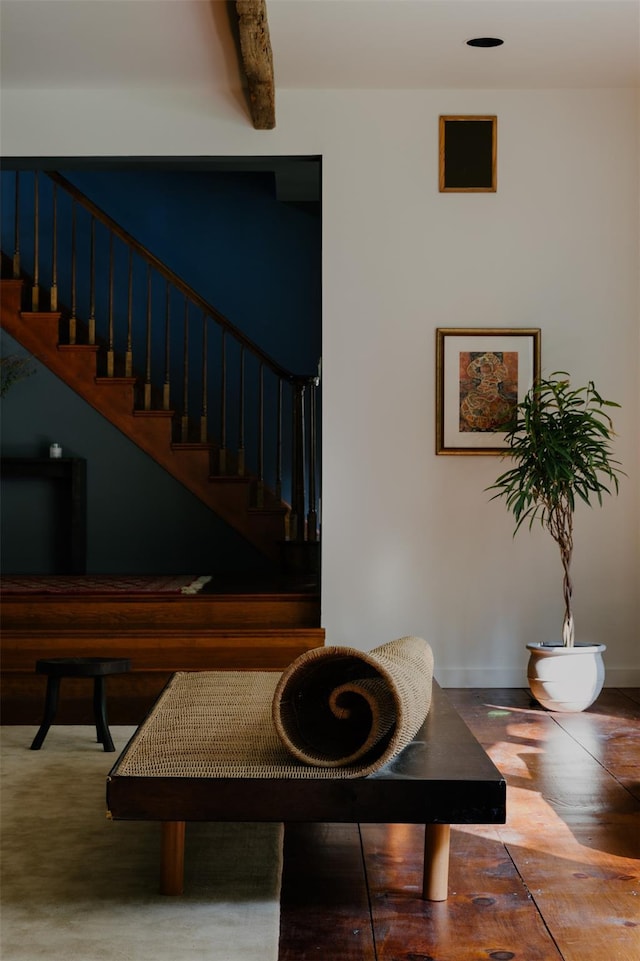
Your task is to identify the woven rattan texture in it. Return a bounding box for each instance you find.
[115,637,434,780]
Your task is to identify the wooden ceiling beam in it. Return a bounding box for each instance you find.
[235,0,276,130]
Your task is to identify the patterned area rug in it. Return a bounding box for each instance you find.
[0,574,212,595]
[0,726,283,961]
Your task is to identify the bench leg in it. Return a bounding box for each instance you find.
[423,824,451,901]
[161,821,186,895]
[30,676,61,750]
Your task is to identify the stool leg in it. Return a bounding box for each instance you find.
[93,676,115,752]
[30,676,61,750]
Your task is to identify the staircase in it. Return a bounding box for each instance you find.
[1,276,289,562]
[0,170,321,573]
[1,170,325,722]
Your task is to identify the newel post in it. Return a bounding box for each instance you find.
[306,374,319,542]
[290,378,306,542]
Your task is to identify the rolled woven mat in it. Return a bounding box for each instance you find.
[272,635,434,775]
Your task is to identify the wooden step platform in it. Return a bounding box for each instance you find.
[1,579,324,725]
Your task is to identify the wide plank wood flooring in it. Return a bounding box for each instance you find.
[278,687,640,961]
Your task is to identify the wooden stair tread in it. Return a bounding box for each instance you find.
[1,592,320,629]
[171,442,214,451]
[133,409,175,418]
[94,376,138,385]
[20,310,62,321]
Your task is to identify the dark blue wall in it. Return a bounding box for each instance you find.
[0,166,321,574]
[64,169,321,373]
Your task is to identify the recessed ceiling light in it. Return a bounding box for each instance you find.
[467,37,504,48]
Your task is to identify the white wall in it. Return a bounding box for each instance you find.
[2,84,638,685]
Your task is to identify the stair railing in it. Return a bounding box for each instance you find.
[1,169,320,545]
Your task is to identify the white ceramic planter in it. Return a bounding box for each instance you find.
[526,642,606,713]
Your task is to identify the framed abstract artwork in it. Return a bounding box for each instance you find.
[435,328,541,455]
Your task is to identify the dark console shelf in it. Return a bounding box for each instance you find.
[0,457,87,573]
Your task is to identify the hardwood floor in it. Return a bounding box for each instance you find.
[278,687,640,961]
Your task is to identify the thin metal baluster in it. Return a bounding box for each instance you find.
[88,216,96,344]
[69,202,77,344]
[106,233,115,376]
[125,249,133,377]
[12,171,20,278]
[275,378,283,501]
[50,183,58,310]
[256,362,264,508]
[200,312,208,442]
[144,265,152,409]
[219,330,227,474]
[163,280,171,410]
[32,172,39,310]
[237,346,245,476]
[181,299,190,441]
[307,379,318,541]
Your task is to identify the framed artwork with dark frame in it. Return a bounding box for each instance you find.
[435,328,541,455]
[439,116,497,192]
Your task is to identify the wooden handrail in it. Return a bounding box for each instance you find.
[45,172,311,384]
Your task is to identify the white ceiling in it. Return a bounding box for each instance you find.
[1,0,638,95]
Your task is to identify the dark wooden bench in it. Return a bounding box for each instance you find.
[106,676,506,901]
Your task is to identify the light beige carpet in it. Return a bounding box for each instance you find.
[0,726,283,961]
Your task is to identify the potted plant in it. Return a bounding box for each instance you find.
[488,371,624,712]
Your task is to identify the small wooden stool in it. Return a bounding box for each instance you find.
[30,657,131,752]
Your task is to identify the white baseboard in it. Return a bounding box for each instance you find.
[603,668,640,687]
[436,667,640,688]
[435,668,527,688]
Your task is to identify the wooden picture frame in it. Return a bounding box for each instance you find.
[439,116,497,192]
[435,328,541,455]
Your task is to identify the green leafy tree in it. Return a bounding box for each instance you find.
[488,372,623,647]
